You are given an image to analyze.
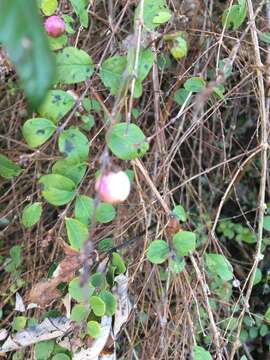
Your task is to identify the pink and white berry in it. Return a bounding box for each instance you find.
[44,16,65,38]
[95,171,131,204]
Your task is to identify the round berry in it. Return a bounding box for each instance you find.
[44,16,65,38]
[95,171,131,204]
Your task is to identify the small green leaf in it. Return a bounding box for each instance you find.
[0,154,21,179]
[70,304,89,322]
[170,36,188,59]
[39,174,76,206]
[170,255,185,274]
[38,90,75,124]
[90,272,106,289]
[55,47,94,84]
[260,324,268,337]
[265,307,270,322]
[137,0,171,30]
[174,88,191,106]
[62,15,75,34]
[70,0,89,28]
[52,159,86,186]
[205,253,233,281]
[22,118,56,148]
[259,32,270,44]
[21,202,42,228]
[221,0,247,31]
[35,340,55,360]
[100,55,127,96]
[134,49,154,98]
[111,252,126,273]
[65,218,88,251]
[172,205,187,222]
[193,346,212,360]
[51,354,70,360]
[263,216,270,231]
[173,231,196,256]
[253,268,262,286]
[146,240,169,264]
[98,238,113,252]
[12,316,27,331]
[68,277,94,302]
[108,123,149,160]
[80,114,95,131]
[58,127,90,162]
[75,195,94,225]
[0,0,55,108]
[184,77,206,93]
[89,296,106,317]
[5,245,22,273]
[96,203,116,224]
[153,11,171,24]
[100,290,117,316]
[41,0,58,15]
[87,320,101,338]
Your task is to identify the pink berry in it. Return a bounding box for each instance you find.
[44,16,65,38]
[95,171,131,204]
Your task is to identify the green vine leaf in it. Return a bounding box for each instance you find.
[39,174,76,206]
[65,217,88,251]
[55,47,94,84]
[22,118,56,148]
[147,240,169,264]
[58,127,90,162]
[21,202,42,228]
[0,154,22,179]
[205,253,233,281]
[107,123,149,160]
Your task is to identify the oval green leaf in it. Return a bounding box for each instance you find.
[100,290,117,316]
[87,320,101,338]
[108,123,149,160]
[173,231,196,256]
[58,127,90,162]
[21,202,42,228]
[22,118,56,148]
[39,174,76,206]
[0,154,22,179]
[65,217,88,251]
[146,240,169,264]
[89,296,106,317]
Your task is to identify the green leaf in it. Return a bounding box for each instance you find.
[100,55,127,96]
[173,88,191,106]
[70,0,89,28]
[80,114,95,131]
[136,0,172,31]
[170,36,188,59]
[89,296,106,317]
[263,216,270,231]
[205,253,233,281]
[193,346,212,360]
[70,304,89,322]
[259,32,270,44]
[172,205,187,222]
[170,255,185,274]
[0,154,22,179]
[38,90,75,124]
[55,47,94,84]
[111,252,126,273]
[134,49,154,98]
[173,231,196,256]
[75,195,94,225]
[96,203,116,224]
[35,340,55,360]
[58,127,90,162]
[65,218,88,251]
[87,320,101,338]
[90,272,106,289]
[21,202,42,228]
[260,324,268,337]
[62,15,75,34]
[146,240,169,264]
[184,77,206,93]
[5,245,22,272]
[253,268,262,286]
[153,10,171,24]
[100,290,117,316]
[22,118,56,148]
[52,159,86,186]
[0,0,55,108]
[51,354,70,360]
[221,0,247,31]
[98,238,113,252]
[39,174,76,206]
[68,277,94,302]
[41,0,58,15]
[12,316,27,331]
[108,123,149,160]
[265,307,270,322]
